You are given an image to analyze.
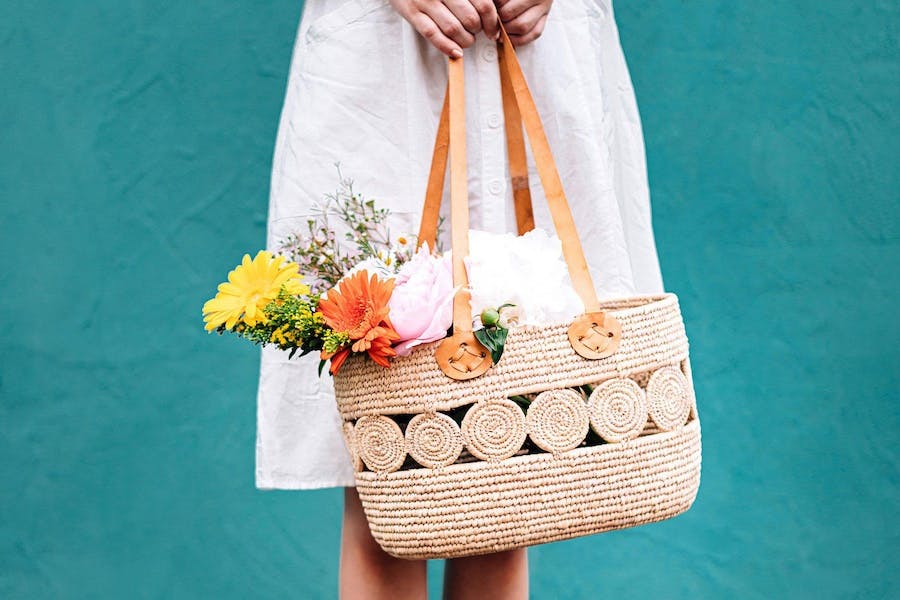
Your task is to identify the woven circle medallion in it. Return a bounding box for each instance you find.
[342,420,364,472]
[588,377,648,443]
[461,398,527,461]
[354,415,407,473]
[646,366,692,431]
[525,389,590,453]
[405,412,464,468]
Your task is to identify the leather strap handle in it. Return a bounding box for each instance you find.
[416,86,450,252]
[416,58,534,250]
[495,27,601,313]
[493,29,621,360]
[433,57,494,380]
[418,33,600,313]
[432,27,622,376]
[498,39,535,236]
[447,57,472,335]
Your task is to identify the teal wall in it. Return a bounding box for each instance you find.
[1,1,897,598]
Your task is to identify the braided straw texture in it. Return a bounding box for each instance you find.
[646,366,692,431]
[354,416,407,474]
[356,419,701,559]
[526,389,590,453]
[341,420,363,473]
[333,294,689,420]
[461,399,528,461]
[405,413,464,469]
[335,294,701,558]
[588,378,648,443]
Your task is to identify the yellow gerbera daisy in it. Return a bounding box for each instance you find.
[203,251,310,331]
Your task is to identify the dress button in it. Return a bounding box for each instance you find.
[487,113,501,129]
[488,179,503,195]
[481,45,498,62]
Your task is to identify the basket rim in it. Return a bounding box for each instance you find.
[334,292,689,420]
[401,292,679,361]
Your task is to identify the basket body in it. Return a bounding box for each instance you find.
[334,293,702,559]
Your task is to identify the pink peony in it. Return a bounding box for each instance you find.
[388,245,455,356]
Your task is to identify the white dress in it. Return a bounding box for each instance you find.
[256,0,664,489]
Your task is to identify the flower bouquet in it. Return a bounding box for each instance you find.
[202,176,581,375]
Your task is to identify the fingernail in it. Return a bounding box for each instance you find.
[451,49,463,59]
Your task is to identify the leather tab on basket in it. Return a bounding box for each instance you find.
[435,331,492,380]
[567,312,622,360]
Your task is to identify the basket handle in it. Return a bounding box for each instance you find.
[431,27,622,380]
[416,48,534,249]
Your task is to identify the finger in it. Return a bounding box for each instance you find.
[442,0,482,34]
[508,13,547,46]
[497,0,533,22]
[422,2,477,48]
[410,12,464,57]
[503,4,547,37]
[469,0,500,40]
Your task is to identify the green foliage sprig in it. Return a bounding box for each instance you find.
[474,303,517,364]
[279,166,423,294]
[237,287,348,358]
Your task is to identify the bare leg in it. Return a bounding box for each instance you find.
[443,548,528,600]
[340,487,427,600]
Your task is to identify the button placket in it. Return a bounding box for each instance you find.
[475,38,506,232]
[481,44,498,63]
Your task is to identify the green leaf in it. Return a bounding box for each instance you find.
[474,326,509,364]
[491,327,509,363]
[508,395,532,410]
[473,328,492,358]
[318,359,328,377]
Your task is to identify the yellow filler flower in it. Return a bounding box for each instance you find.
[203,251,309,331]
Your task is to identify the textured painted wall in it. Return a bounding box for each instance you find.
[1,1,897,599]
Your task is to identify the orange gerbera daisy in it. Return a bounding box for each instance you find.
[318,270,401,373]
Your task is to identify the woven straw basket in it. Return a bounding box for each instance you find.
[333,30,701,560]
